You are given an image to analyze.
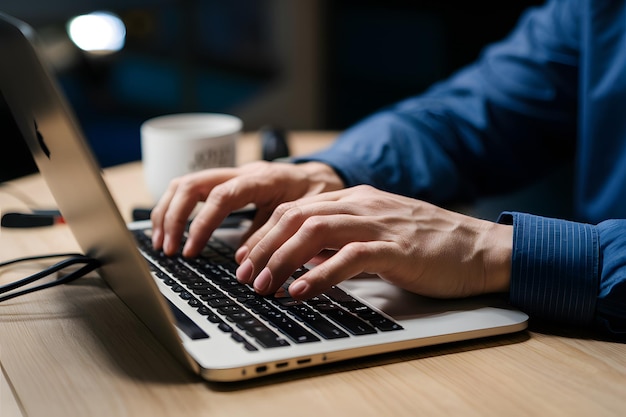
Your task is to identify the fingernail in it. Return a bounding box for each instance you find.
[236,258,254,284]
[235,245,249,263]
[254,267,272,293]
[289,279,309,298]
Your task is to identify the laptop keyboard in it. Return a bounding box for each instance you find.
[132,229,403,351]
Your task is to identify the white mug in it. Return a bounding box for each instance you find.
[140,113,242,201]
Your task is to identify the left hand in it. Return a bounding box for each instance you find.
[234,185,513,300]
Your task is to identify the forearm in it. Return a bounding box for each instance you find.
[294,110,466,203]
[297,1,579,205]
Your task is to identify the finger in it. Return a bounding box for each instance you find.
[239,195,353,263]
[235,202,308,286]
[182,173,270,257]
[152,176,203,252]
[307,249,337,265]
[160,184,205,255]
[289,240,398,299]
[240,185,378,253]
[235,208,274,262]
[240,201,304,255]
[150,180,180,250]
[246,213,378,295]
[184,160,319,258]
[235,199,328,265]
[236,200,337,283]
[158,171,230,255]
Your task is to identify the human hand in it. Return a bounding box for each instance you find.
[150,161,344,257]
[235,185,513,300]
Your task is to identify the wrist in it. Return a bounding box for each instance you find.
[482,222,513,294]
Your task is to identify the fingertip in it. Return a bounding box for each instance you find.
[289,279,310,299]
[235,245,249,263]
[253,267,272,294]
[236,258,254,284]
[182,239,201,258]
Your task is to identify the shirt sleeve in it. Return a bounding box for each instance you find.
[498,212,626,340]
[295,0,580,205]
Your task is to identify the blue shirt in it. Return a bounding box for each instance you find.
[297,0,626,339]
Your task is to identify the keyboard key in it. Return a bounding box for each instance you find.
[207,297,235,308]
[236,318,289,348]
[324,286,356,304]
[277,299,348,339]
[248,301,320,344]
[131,228,404,350]
[370,318,403,332]
[218,322,233,332]
[315,303,376,335]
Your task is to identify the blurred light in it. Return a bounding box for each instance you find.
[67,11,126,54]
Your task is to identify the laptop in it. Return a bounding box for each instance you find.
[0,13,528,382]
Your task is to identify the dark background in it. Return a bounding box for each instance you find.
[1,0,544,182]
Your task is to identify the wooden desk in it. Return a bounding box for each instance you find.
[1,132,625,417]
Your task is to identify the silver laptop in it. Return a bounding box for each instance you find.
[0,13,528,382]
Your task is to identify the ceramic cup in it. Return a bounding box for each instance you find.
[140,113,242,201]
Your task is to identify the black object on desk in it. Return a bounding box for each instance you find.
[260,126,290,161]
[1,210,64,228]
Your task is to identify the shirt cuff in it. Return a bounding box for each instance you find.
[497,212,599,325]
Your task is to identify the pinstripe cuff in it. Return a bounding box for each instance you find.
[497,212,599,325]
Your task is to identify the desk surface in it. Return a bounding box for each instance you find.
[1,132,626,417]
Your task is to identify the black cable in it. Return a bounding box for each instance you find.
[0,253,101,303]
[0,253,85,268]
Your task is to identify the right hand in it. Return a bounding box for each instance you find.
[150,160,344,257]
[234,185,512,300]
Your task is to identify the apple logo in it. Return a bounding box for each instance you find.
[34,119,50,159]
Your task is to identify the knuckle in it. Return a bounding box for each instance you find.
[273,201,294,216]
[300,216,329,236]
[208,182,236,205]
[341,241,371,261]
[244,160,270,172]
[175,177,205,199]
[167,176,182,189]
[353,184,375,194]
[274,201,301,223]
